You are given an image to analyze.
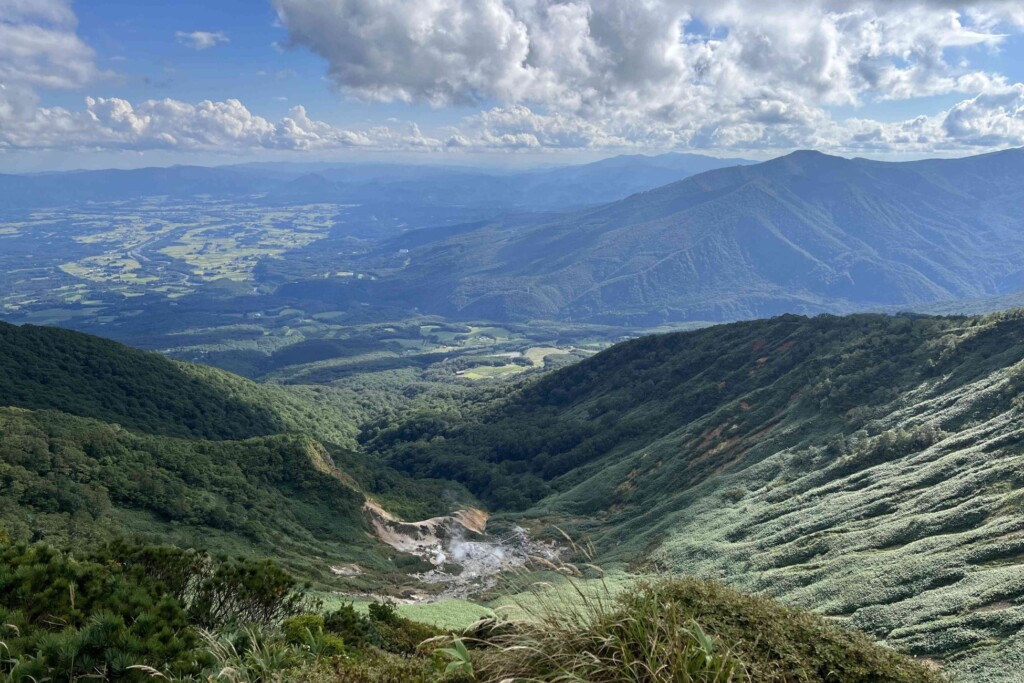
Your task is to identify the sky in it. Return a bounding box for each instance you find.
[2,0,1024,171]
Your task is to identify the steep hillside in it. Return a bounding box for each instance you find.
[0,408,376,577]
[0,322,466,580]
[375,310,1024,679]
[0,321,285,440]
[0,320,372,447]
[323,148,1024,324]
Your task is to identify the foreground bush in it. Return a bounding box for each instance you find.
[0,543,204,680]
[0,541,316,680]
[646,578,945,682]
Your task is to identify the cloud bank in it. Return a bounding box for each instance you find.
[2,0,1024,157]
[269,0,1024,153]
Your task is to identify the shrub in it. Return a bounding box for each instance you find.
[0,543,203,680]
[324,603,373,648]
[0,541,327,681]
[283,614,326,645]
[323,601,439,656]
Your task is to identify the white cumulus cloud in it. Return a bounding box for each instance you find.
[175,30,230,50]
[0,95,441,152]
[3,0,1024,158]
[270,0,1024,152]
[0,0,102,90]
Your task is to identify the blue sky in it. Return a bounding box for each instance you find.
[70,1,381,124]
[3,0,1024,171]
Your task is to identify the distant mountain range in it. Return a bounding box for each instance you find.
[288,148,1024,323]
[0,152,752,215]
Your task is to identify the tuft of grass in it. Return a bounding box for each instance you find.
[464,541,945,683]
[474,579,743,681]
[469,541,743,683]
[199,627,302,683]
[637,578,946,683]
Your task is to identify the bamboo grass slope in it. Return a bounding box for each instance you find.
[646,365,1024,682]
[566,312,1024,681]
[376,309,1024,680]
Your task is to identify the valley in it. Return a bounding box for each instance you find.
[4,151,1024,682]
[3,308,1024,680]
[9,1,1024,678]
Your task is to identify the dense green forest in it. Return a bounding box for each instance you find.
[0,321,285,440]
[367,313,965,507]
[0,409,377,571]
[0,320,416,449]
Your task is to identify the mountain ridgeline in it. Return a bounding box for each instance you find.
[0,153,749,214]
[291,148,1024,324]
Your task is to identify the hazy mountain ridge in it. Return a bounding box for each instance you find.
[324,149,1024,324]
[0,153,751,213]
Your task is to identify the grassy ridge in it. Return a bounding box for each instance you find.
[474,576,942,683]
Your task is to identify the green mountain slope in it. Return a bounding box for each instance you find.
[312,148,1024,324]
[0,321,284,440]
[0,320,376,448]
[376,310,1024,679]
[0,408,377,575]
[0,321,461,580]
